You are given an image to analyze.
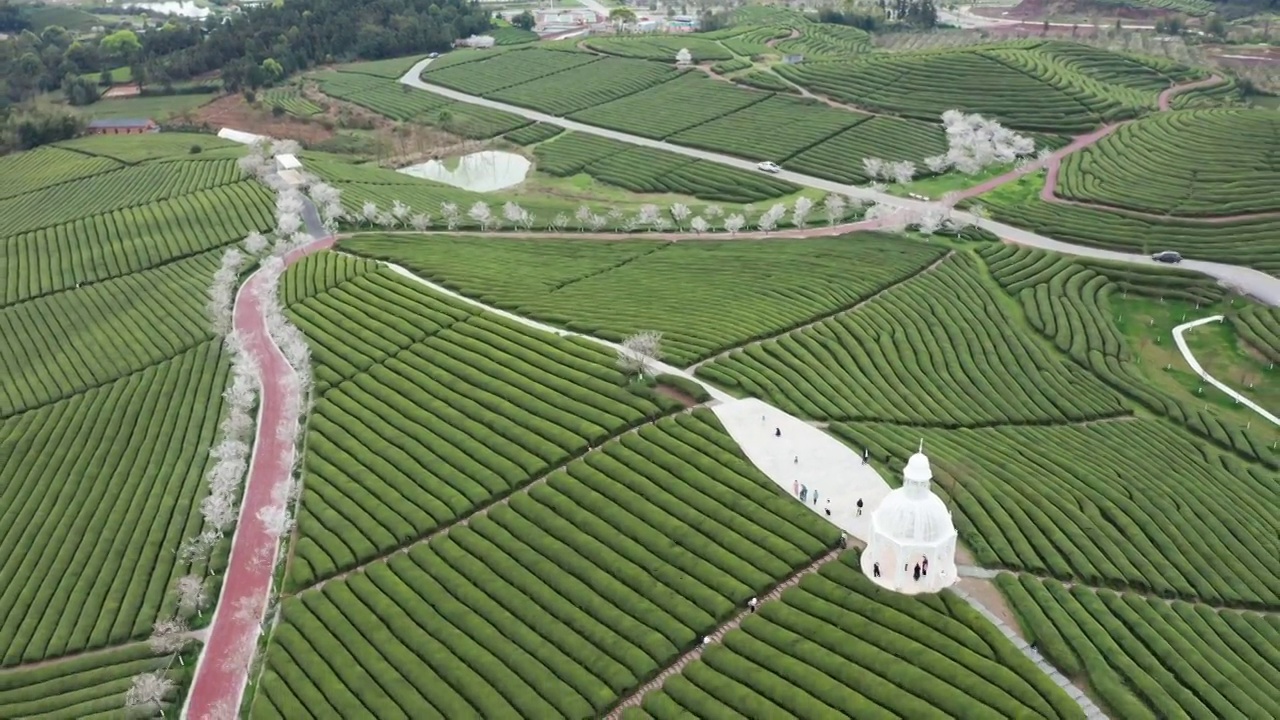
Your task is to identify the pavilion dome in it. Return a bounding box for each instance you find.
[870,486,955,546]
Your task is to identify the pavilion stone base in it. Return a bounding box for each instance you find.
[860,543,958,596]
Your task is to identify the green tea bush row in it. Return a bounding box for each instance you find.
[0,180,275,307]
[670,94,865,162]
[0,146,121,200]
[0,341,226,664]
[585,36,733,62]
[713,25,792,56]
[503,122,564,146]
[0,642,183,718]
[1037,41,1201,91]
[258,412,836,717]
[980,244,1278,466]
[775,46,1140,132]
[710,57,752,74]
[262,87,323,117]
[997,574,1280,718]
[340,233,945,365]
[280,249,380,307]
[285,267,667,588]
[980,174,1280,273]
[0,250,219,418]
[704,253,1126,425]
[840,420,1279,607]
[1057,109,1280,216]
[489,57,678,116]
[534,132,799,203]
[0,158,243,238]
[1231,305,1280,363]
[571,72,771,140]
[643,551,1081,719]
[784,115,948,183]
[56,131,240,164]
[422,47,599,96]
[332,53,433,79]
[316,72,529,137]
[492,26,539,45]
[775,23,871,58]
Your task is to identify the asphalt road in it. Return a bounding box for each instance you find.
[399,58,1280,306]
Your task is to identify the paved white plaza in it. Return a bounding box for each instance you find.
[712,397,893,544]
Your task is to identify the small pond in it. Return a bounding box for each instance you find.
[120,2,211,17]
[397,151,531,192]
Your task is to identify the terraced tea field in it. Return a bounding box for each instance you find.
[1056,109,1280,217]
[997,574,1280,719]
[639,552,1082,719]
[314,72,529,138]
[339,233,945,365]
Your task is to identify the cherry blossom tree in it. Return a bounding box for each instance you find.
[149,618,190,659]
[637,204,661,230]
[502,201,525,229]
[587,213,608,231]
[924,154,951,174]
[125,672,174,718]
[276,211,302,237]
[862,157,886,181]
[243,231,268,255]
[410,213,432,231]
[360,201,380,227]
[468,202,494,231]
[439,202,461,230]
[890,160,916,185]
[791,196,813,229]
[258,503,293,538]
[616,331,663,377]
[675,48,693,67]
[390,200,410,226]
[724,214,746,236]
[703,204,724,222]
[575,204,592,231]
[174,575,208,618]
[823,194,846,226]
[914,204,949,235]
[550,212,569,232]
[669,203,690,229]
[690,216,709,234]
[178,530,220,568]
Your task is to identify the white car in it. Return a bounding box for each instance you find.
[756,161,781,174]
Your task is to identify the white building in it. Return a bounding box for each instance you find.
[456,34,497,48]
[861,444,958,594]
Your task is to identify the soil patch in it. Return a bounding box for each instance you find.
[958,576,1024,637]
[102,85,140,99]
[655,383,701,408]
[193,93,334,145]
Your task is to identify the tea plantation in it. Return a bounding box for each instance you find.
[4,17,1280,720]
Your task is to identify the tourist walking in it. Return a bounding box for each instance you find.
[824,499,831,517]
[812,490,819,505]
[794,455,798,464]
[856,498,864,516]
[775,427,782,437]
[922,557,929,576]
[747,597,758,613]
[793,479,799,496]
[913,563,921,582]
[862,448,869,465]
[839,533,848,549]
[800,486,807,503]
[873,562,880,578]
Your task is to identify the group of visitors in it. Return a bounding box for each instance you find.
[870,556,929,581]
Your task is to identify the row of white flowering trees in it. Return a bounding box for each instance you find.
[127,138,337,719]
[861,109,1042,184]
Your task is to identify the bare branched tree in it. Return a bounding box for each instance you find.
[125,672,174,718]
[174,575,208,618]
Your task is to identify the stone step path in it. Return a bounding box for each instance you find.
[957,564,1003,579]
[950,586,1107,719]
[605,547,843,719]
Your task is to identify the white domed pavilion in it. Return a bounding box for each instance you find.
[861,443,958,594]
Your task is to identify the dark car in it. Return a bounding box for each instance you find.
[1152,250,1182,264]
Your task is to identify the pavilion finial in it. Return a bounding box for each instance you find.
[918,438,924,454]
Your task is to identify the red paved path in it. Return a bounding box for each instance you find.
[183,237,335,720]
